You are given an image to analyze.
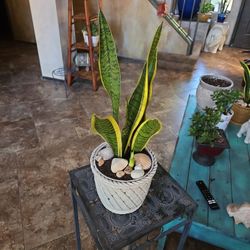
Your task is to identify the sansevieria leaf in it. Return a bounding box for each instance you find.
[91,114,122,157]
[122,64,149,154]
[147,23,162,102]
[98,10,121,122]
[240,61,250,104]
[131,119,162,152]
[122,23,162,153]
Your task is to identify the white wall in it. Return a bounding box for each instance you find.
[225,0,242,45]
[29,0,64,80]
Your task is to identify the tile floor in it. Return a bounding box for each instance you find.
[0,40,245,249]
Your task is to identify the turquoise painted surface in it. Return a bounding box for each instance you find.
[167,95,250,249]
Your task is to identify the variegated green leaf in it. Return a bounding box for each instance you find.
[91,114,122,157]
[122,23,162,153]
[147,23,162,102]
[122,64,149,154]
[240,61,250,104]
[131,119,162,152]
[98,10,121,122]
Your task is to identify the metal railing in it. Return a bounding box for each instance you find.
[148,0,202,55]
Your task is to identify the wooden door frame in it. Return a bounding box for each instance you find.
[230,0,247,46]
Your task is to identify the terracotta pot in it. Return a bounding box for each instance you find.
[231,103,250,125]
[198,13,211,22]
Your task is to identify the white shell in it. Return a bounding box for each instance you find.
[134,153,151,170]
[227,203,250,228]
[134,165,143,170]
[95,155,102,161]
[98,147,114,160]
[131,169,145,179]
[116,171,125,178]
[111,158,128,173]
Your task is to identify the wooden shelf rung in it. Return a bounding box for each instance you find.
[72,14,98,22]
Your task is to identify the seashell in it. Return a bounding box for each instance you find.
[134,153,151,170]
[98,159,105,167]
[95,155,102,162]
[134,165,143,170]
[124,166,132,175]
[116,171,125,178]
[111,158,128,173]
[227,203,250,228]
[131,169,145,179]
[98,147,114,161]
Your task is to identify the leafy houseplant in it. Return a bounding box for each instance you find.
[189,107,230,166]
[211,90,240,130]
[82,22,99,47]
[231,61,250,124]
[198,1,214,22]
[90,10,162,214]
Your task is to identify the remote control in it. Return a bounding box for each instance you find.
[196,180,219,210]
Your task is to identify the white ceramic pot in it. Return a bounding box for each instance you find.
[216,110,234,131]
[196,75,234,110]
[82,31,99,47]
[90,143,158,214]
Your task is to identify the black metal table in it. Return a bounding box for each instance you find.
[69,165,197,250]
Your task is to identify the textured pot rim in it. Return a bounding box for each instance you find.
[90,142,158,185]
[200,75,234,91]
[233,102,250,110]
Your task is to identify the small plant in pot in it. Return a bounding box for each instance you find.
[90,10,162,214]
[196,74,234,110]
[82,22,99,47]
[189,107,230,166]
[211,89,240,130]
[231,61,250,124]
[198,1,214,22]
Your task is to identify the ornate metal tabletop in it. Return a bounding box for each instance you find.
[69,165,197,250]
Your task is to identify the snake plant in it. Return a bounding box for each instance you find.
[240,61,250,106]
[91,10,162,167]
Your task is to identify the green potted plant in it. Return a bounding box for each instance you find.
[217,0,231,23]
[211,89,240,130]
[82,22,99,47]
[189,107,230,166]
[231,61,250,124]
[90,10,162,214]
[198,1,214,22]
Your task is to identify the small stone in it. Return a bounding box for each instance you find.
[134,153,151,170]
[111,158,128,173]
[98,159,105,167]
[134,165,143,171]
[116,171,125,178]
[124,166,132,175]
[131,169,145,179]
[98,147,114,161]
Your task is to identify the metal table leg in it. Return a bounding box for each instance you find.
[71,180,82,250]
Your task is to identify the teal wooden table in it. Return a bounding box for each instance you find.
[160,95,250,250]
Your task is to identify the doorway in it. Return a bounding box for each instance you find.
[231,0,250,49]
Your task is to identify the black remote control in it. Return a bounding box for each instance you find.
[196,180,219,210]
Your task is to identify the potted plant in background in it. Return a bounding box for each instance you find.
[231,61,250,124]
[189,107,230,166]
[217,0,231,23]
[82,22,99,47]
[211,89,240,130]
[90,10,163,214]
[196,74,234,110]
[198,1,214,22]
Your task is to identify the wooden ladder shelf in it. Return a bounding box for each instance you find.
[67,0,98,91]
